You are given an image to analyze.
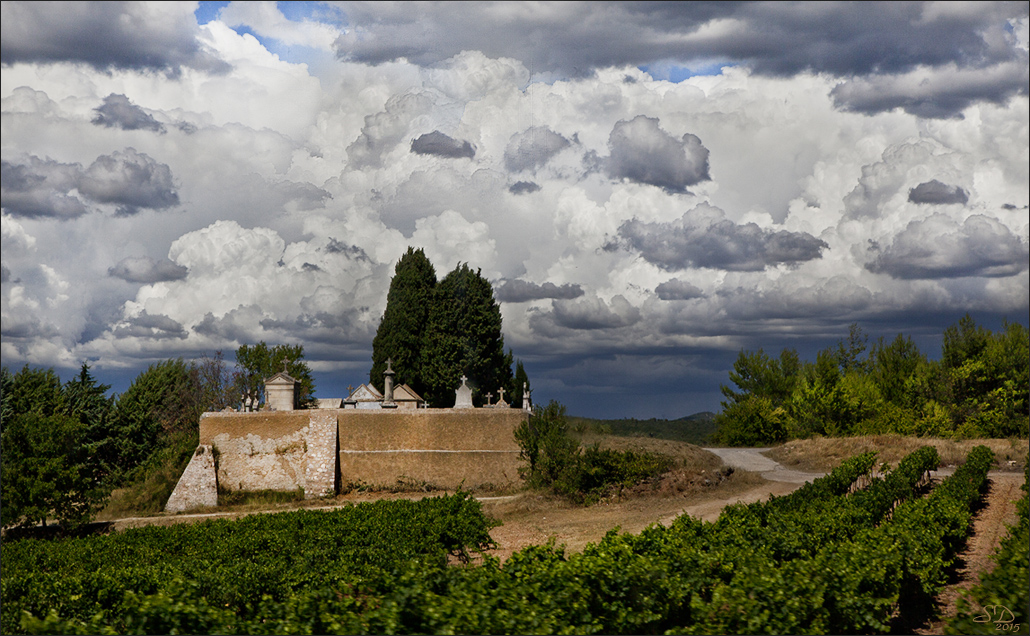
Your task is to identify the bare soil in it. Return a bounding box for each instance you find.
[915,472,1025,635]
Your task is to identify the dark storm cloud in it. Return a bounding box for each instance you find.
[410,131,475,159]
[655,278,705,301]
[108,256,188,284]
[504,127,571,172]
[830,60,1029,118]
[508,181,541,195]
[618,206,828,271]
[92,94,166,133]
[113,311,187,340]
[334,2,1028,118]
[2,150,179,218]
[1,157,88,218]
[0,1,227,73]
[551,295,641,330]
[194,309,255,344]
[78,149,179,214]
[495,279,584,303]
[908,179,970,205]
[867,214,1028,279]
[1,264,10,284]
[606,116,709,192]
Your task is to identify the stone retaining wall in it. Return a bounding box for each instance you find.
[165,445,218,512]
[167,408,526,512]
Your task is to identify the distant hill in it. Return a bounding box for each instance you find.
[568,412,718,446]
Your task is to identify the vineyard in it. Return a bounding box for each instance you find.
[2,446,1027,635]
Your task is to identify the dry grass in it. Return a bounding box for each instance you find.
[765,435,1029,472]
[577,433,724,472]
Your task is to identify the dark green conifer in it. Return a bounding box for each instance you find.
[370,247,437,395]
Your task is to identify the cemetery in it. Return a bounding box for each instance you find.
[165,362,530,513]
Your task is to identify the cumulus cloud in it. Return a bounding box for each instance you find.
[108,256,188,284]
[1,150,178,218]
[92,94,166,133]
[867,214,1028,279]
[347,92,434,167]
[655,278,704,301]
[112,310,187,340]
[618,204,828,271]
[551,295,641,330]
[908,179,970,205]
[78,149,179,215]
[0,1,226,73]
[495,279,584,303]
[1,157,88,219]
[410,131,476,159]
[606,116,709,192]
[504,126,571,172]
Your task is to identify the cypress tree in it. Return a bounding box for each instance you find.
[420,263,513,407]
[370,247,437,395]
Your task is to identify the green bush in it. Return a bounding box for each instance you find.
[515,401,673,502]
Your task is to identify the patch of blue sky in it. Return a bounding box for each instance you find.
[277,1,338,23]
[640,60,734,82]
[195,1,229,25]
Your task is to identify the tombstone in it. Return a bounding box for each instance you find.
[522,382,532,412]
[494,386,509,408]
[382,358,398,408]
[454,375,474,409]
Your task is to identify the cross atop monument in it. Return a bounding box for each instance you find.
[281,357,291,374]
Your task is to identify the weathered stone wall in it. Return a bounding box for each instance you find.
[165,445,218,512]
[201,411,310,493]
[304,411,338,498]
[336,408,524,489]
[191,408,525,501]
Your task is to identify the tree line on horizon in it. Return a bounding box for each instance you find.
[714,315,1030,446]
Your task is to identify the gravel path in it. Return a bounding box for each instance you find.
[704,447,826,483]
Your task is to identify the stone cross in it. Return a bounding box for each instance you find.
[497,387,505,402]
[281,357,291,374]
[485,392,493,406]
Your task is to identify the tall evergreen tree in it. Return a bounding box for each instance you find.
[420,263,513,407]
[370,247,437,395]
[513,358,531,408]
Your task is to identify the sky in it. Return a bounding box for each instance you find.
[1,1,1028,419]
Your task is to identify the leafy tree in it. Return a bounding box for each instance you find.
[721,347,800,409]
[3,366,65,418]
[869,333,925,406]
[835,322,869,372]
[420,263,513,407]
[1,412,107,528]
[514,400,578,485]
[941,313,991,370]
[714,395,788,446]
[235,342,316,409]
[113,359,196,471]
[370,247,437,395]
